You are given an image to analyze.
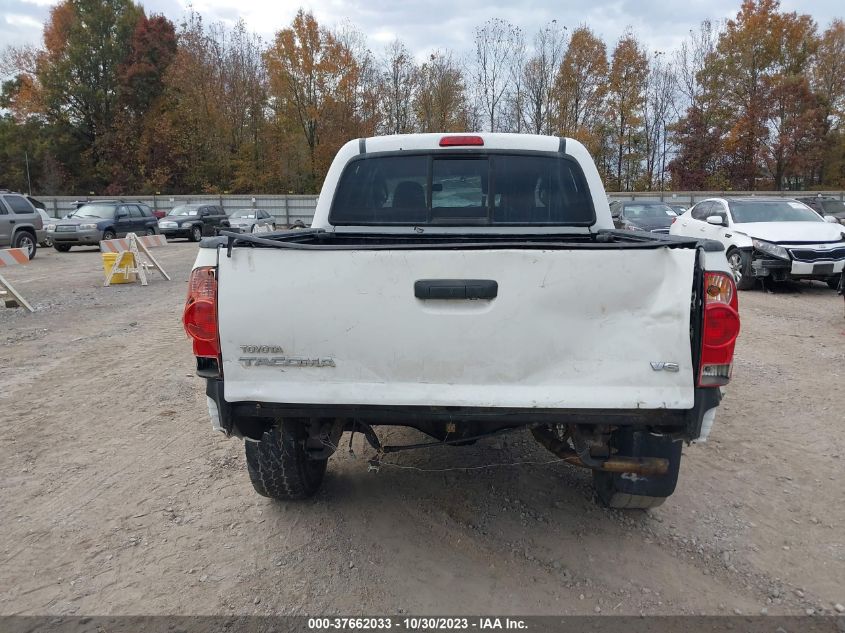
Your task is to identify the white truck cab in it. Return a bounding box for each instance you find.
[185,133,739,509]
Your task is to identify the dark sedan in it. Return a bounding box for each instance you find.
[796,196,845,225]
[157,204,229,241]
[610,201,678,234]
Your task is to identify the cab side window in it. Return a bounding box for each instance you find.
[129,205,143,218]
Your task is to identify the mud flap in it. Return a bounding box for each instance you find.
[607,430,683,498]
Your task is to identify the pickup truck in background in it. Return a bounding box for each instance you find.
[183,134,740,509]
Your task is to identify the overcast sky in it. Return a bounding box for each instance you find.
[2,0,843,61]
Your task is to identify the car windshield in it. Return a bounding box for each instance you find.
[622,204,676,218]
[169,206,199,216]
[69,204,115,219]
[329,153,595,226]
[821,200,845,215]
[728,200,822,223]
[230,210,257,219]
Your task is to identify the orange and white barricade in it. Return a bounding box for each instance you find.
[0,247,34,311]
[100,232,171,287]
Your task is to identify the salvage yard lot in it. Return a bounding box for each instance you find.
[0,243,843,615]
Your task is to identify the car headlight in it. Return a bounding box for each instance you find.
[78,223,98,230]
[752,239,790,260]
[45,223,56,231]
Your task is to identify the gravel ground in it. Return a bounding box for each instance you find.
[0,242,843,616]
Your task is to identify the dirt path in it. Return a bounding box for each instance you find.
[1,243,843,616]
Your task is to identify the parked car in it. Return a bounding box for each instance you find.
[36,209,53,247]
[610,200,677,233]
[227,208,277,233]
[185,133,740,509]
[0,190,44,259]
[47,201,159,251]
[157,204,229,241]
[796,195,845,225]
[669,197,845,289]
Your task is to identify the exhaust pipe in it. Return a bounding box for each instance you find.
[531,427,669,476]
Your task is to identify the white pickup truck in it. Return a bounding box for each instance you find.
[183,134,740,508]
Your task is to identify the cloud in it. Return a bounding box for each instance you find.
[2,0,842,59]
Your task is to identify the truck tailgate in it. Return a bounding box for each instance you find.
[217,247,697,409]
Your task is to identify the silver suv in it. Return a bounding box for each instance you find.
[0,190,44,259]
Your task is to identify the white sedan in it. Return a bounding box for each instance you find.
[669,197,845,290]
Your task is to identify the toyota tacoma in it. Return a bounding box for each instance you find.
[183,134,740,509]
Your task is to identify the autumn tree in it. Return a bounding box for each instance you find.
[555,27,608,157]
[415,51,470,132]
[811,19,845,185]
[698,0,819,189]
[265,10,359,190]
[39,0,143,181]
[607,32,649,190]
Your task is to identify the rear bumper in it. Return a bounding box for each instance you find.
[205,378,721,441]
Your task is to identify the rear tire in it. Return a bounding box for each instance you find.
[727,248,755,290]
[593,471,668,509]
[244,421,327,500]
[827,276,841,290]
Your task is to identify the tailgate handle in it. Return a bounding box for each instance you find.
[414,279,498,300]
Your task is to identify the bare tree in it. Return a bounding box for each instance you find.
[522,21,568,134]
[673,20,719,113]
[472,18,522,132]
[380,39,418,134]
[643,52,677,189]
[504,27,527,132]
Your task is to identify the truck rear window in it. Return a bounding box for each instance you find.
[329,154,595,226]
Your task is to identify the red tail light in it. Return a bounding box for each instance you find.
[439,135,484,147]
[698,271,740,387]
[183,266,219,358]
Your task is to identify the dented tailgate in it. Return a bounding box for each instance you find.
[216,246,697,410]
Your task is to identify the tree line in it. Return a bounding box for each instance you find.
[1,0,843,195]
